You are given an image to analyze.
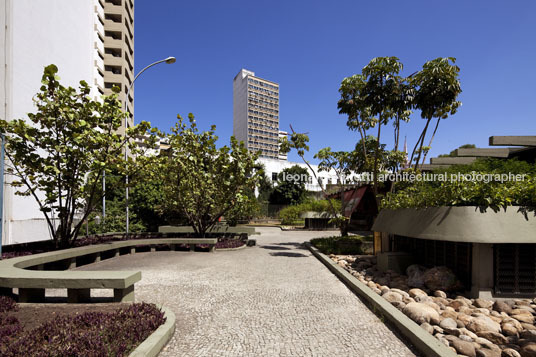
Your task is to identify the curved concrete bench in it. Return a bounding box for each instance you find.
[0,238,217,303]
[158,225,259,235]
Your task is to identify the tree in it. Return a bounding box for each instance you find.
[438,144,476,158]
[338,57,408,195]
[280,130,352,235]
[158,114,259,236]
[409,57,462,168]
[269,165,310,205]
[0,65,151,248]
[256,166,273,203]
[353,136,406,176]
[314,148,357,235]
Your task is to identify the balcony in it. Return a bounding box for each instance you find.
[104,47,122,58]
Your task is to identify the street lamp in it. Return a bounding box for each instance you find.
[123,56,175,235]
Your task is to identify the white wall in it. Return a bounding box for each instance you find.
[258,157,339,192]
[0,0,102,244]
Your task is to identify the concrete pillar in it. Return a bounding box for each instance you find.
[114,250,120,257]
[470,243,494,299]
[209,245,215,253]
[170,244,176,251]
[19,288,45,303]
[150,247,156,253]
[130,247,136,254]
[113,285,134,302]
[94,253,101,263]
[381,232,390,253]
[190,244,196,252]
[68,258,77,269]
[67,289,91,303]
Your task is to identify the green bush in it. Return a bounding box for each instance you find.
[382,158,536,211]
[310,236,364,255]
[279,205,301,225]
[278,199,341,225]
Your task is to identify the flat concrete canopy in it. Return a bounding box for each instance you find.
[372,206,536,243]
[429,156,477,165]
[489,136,536,147]
[454,147,517,158]
[419,164,450,171]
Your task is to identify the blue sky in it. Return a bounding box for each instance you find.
[133,0,536,163]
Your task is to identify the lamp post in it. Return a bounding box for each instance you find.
[123,56,175,235]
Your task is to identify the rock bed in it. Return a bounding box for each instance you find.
[331,254,536,357]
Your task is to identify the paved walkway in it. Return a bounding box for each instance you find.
[77,227,416,357]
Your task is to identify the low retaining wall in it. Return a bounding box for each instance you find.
[306,243,456,357]
[129,306,176,357]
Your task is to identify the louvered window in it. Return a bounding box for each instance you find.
[495,244,536,296]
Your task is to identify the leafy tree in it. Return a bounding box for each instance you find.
[438,144,476,158]
[225,190,259,226]
[0,65,151,248]
[314,148,357,235]
[87,196,145,235]
[338,57,410,194]
[129,175,168,231]
[255,164,273,203]
[280,130,352,234]
[352,136,406,176]
[269,165,310,205]
[158,114,259,236]
[382,158,535,212]
[409,57,462,168]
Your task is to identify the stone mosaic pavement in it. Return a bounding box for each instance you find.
[74,227,417,357]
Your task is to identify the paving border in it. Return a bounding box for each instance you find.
[129,306,176,357]
[306,242,456,357]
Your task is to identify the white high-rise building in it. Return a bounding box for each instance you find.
[0,0,134,244]
[233,69,280,160]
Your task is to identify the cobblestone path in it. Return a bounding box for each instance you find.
[77,227,416,357]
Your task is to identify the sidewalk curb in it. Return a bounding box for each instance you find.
[129,306,176,357]
[306,242,456,357]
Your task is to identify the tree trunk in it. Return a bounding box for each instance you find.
[358,125,367,160]
[413,118,431,170]
[409,129,425,168]
[372,120,382,196]
[420,118,441,168]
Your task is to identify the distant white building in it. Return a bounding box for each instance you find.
[257,157,339,192]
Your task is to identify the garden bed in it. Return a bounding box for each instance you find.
[0,296,165,356]
[331,254,536,357]
[1,232,248,260]
[310,235,372,255]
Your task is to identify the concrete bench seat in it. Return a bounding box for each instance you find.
[0,237,218,303]
[158,225,259,235]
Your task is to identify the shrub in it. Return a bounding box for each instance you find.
[310,236,364,255]
[279,199,341,225]
[0,296,18,314]
[0,302,165,356]
[382,158,536,211]
[279,205,302,225]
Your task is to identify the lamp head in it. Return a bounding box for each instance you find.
[165,57,176,64]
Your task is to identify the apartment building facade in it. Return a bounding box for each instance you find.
[0,0,133,244]
[233,69,280,159]
[102,0,135,132]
